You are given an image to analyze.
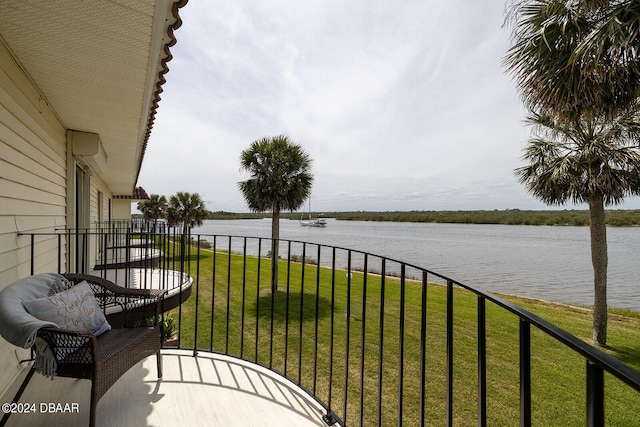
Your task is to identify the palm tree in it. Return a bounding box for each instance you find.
[573,1,640,118]
[504,0,640,121]
[238,135,313,292]
[166,192,208,230]
[515,112,640,346]
[164,192,207,274]
[505,0,640,346]
[137,194,167,231]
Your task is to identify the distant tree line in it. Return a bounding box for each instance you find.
[204,209,640,227]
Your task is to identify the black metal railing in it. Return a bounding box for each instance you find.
[19,227,192,312]
[17,227,640,426]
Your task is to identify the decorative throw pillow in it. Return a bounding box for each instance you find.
[22,281,111,336]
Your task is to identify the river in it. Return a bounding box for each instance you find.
[193,219,640,312]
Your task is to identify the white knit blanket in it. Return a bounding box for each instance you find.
[0,273,70,378]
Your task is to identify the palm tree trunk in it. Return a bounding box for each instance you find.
[271,208,280,292]
[588,191,608,346]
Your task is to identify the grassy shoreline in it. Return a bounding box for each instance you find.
[203,209,640,226]
[169,245,640,425]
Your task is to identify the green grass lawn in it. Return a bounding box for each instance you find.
[165,245,640,426]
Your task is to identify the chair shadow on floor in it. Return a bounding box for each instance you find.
[2,351,328,426]
[1,362,155,427]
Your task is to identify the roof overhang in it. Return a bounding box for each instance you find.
[113,186,150,201]
[0,0,188,195]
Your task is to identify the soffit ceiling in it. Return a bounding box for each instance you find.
[0,0,186,195]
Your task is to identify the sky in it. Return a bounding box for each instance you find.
[137,0,640,213]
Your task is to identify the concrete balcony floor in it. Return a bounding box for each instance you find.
[2,350,328,427]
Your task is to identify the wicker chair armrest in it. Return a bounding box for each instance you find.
[37,327,97,364]
[38,326,95,340]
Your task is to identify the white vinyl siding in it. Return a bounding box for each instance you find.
[0,40,67,394]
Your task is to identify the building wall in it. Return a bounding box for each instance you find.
[113,199,134,220]
[0,39,69,394]
[0,41,68,282]
[0,40,117,396]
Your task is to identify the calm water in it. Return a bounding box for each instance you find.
[193,219,640,311]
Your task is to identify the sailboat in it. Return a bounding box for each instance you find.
[300,200,327,227]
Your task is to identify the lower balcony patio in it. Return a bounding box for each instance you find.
[94,267,193,314]
[1,350,327,427]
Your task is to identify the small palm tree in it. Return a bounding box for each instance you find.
[238,135,313,292]
[515,112,640,345]
[166,192,208,230]
[166,192,208,262]
[137,194,167,231]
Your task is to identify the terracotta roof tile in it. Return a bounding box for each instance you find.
[114,186,150,200]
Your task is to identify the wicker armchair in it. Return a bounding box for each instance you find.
[36,273,165,427]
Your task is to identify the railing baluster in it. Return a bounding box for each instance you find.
[446,280,454,427]
[327,247,337,421]
[586,360,604,427]
[298,243,306,385]
[398,264,406,427]
[193,236,201,356]
[66,228,72,273]
[269,238,275,368]
[359,254,368,427]
[478,296,487,427]
[30,234,35,275]
[285,241,292,377]
[520,319,531,427]
[186,227,192,278]
[210,235,217,352]
[255,238,262,362]
[378,259,386,427]
[313,244,321,396]
[177,231,184,346]
[101,229,108,280]
[143,232,150,288]
[225,237,231,355]
[420,270,428,427]
[124,230,130,284]
[57,233,62,274]
[344,250,352,425]
[240,237,247,358]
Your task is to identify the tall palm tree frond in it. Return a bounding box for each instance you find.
[505,0,640,120]
[238,135,313,214]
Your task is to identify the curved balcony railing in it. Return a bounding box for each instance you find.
[18,229,640,426]
[19,228,193,313]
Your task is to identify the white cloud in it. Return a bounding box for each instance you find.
[138,0,640,212]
